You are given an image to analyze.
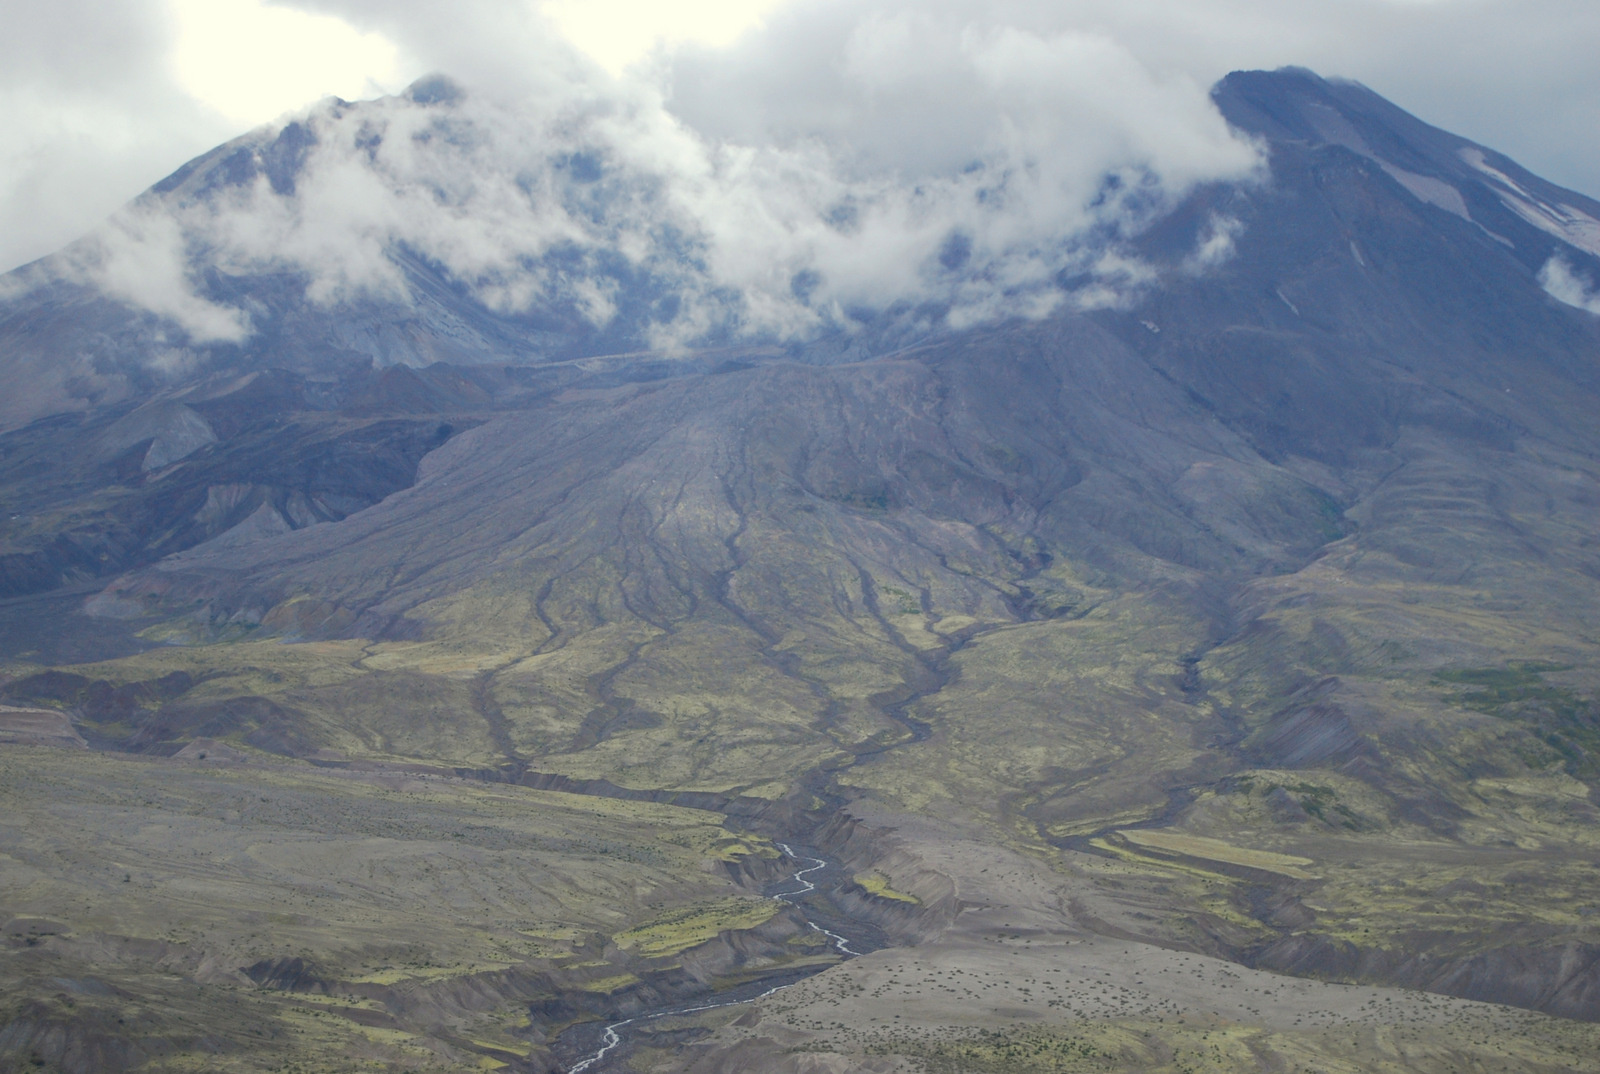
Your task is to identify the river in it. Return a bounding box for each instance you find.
[559,842,882,1073]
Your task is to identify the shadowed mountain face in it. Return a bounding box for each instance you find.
[5,68,1600,1073]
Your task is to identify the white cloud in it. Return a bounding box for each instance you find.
[1540,255,1600,315]
[168,0,404,127]
[1187,214,1245,271]
[666,0,1600,197]
[44,23,1258,345]
[5,0,1600,347]
[0,0,234,272]
[539,0,787,74]
[78,206,252,342]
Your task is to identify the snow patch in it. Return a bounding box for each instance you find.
[1462,149,1600,259]
[1302,103,1470,222]
[1377,164,1471,220]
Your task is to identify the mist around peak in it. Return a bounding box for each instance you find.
[8,14,1263,352]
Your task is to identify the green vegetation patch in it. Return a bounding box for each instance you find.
[1436,663,1600,781]
[1233,776,1367,830]
[613,897,779,958]
[1113,829,1316,880]
[708,834,779,862]
[879,585,922,615]
[854,871,921,904]
[579,973,642,994]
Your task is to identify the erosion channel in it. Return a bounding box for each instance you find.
[555,845,883,1073]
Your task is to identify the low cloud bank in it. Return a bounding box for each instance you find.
[26,5,1263,350]
[8,0,1600,310]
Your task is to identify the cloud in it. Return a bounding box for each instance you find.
[1186,214,1245,272]
[6,0,1600,349]
[660,0,1600,194]
[0,0,236,273]
[538,0,790,74]
[14,1,1263,346]
[1540,255,1600,315]
[0,0,423,277]
[81,206,252,342]
[168,0,404,126]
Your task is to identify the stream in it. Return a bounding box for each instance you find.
[560,843,882,1073]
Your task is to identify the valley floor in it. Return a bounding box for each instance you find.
[5,735,1599,1074]
[641,810,1600,1074]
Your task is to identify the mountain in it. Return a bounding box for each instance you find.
[5,67,1600,1074]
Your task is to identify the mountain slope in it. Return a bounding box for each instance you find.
[4,67,1600,1073]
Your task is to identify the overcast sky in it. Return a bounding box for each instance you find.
[2,0,1598,277]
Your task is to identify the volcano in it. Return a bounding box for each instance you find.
[3,67,1600,1073]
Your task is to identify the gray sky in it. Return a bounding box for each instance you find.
[2,0,1598,278]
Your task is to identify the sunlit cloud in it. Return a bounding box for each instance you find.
[3,0,1600,285]
[168,0,406,126]
[538,0,791,73]
[55,9,1264,348]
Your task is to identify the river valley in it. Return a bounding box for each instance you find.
[554,843,886,1072]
